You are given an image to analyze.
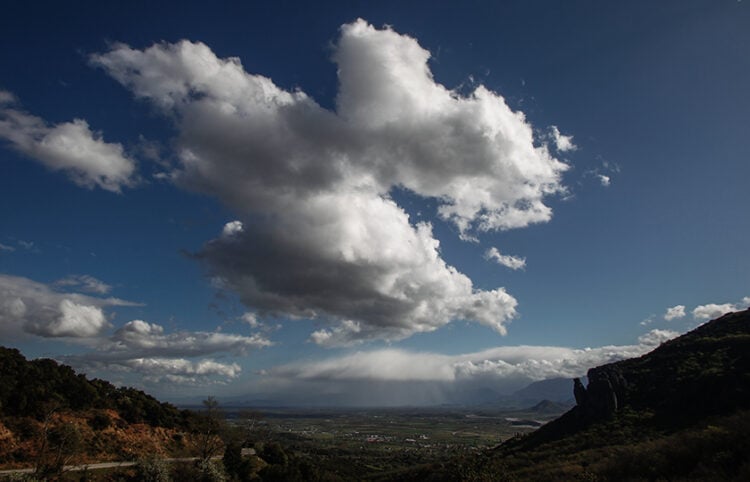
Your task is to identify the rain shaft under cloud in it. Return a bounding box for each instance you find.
[258,328,679,406]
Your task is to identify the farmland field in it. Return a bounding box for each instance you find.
[224,406,566,479]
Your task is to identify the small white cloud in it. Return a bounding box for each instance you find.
[79,356,242,386]
[55,274,112,294]
[221,220,244,237]
[108,319,272,355]
[0,243,15,252]
[36,299,111,337]
[664,304,686,321]
[241,312,260,328]
[121,357,241,385]
[309,319,363,347]
[637,329,679,346]
[0,93,137,192]
[602,160,620,173]
[550,125,576,152]
[584,160,619,188]
[153,172,172,181]
[692,303,737,320]
[118,319,164,338]
[0,90,16,105]
[0,273,137,338]
[484,247,526,270]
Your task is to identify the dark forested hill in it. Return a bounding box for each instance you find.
[404,308,750,481]
[526,307,750,444]
[0,347,213,472]
[0,346,187,428]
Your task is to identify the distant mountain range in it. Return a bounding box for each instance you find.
[217,377,579,410]
[215,378,578,410]
[509,377,579,404]
[440,378,579,408]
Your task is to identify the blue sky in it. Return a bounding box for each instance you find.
[1,0,748,405]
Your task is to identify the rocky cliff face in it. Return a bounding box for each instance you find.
[558,308,750,433]
[498,308,750,454]
[573,365,629,421]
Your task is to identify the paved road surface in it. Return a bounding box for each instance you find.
[0,456,220,476]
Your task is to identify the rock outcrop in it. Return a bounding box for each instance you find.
[499,309,750,456]
[573,378,587,406]
[573,366,629,421]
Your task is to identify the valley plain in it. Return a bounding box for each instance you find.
[221,405,565,479]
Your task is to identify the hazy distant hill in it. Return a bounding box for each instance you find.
[509,377,578,405]
[527,399,573,415]
[404,308,750,481]
[433,379,575,408]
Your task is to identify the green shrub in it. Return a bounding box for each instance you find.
[197,459,228,482]
[135,456,172,482]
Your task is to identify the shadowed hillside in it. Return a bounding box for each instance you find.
[522,307,750,445]
[0,347,188,427]
[401,308,750,481]
[4,309,750,480]
[0,347,206,472]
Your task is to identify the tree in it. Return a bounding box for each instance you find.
[222,440,243,479]
[34,404,83,479]
[259,442,287,466]
[135,455,172,482]
[197,458,228,482]
[238,409,267,446]
[193,396,226,462]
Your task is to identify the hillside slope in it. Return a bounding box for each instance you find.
[0,347,187,427]
[0,347,203,470]
[404,308,750,481]
[528,307,750,444]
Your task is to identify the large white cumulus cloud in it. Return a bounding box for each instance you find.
[202,204,518,345]
[333,21,568,234]
[90,20,568,344]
